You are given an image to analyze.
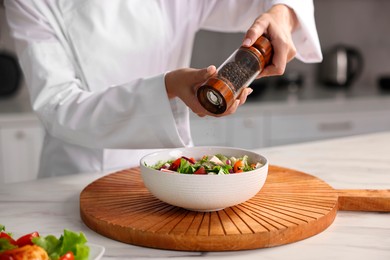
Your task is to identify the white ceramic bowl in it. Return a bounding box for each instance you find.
[140,147,268,212]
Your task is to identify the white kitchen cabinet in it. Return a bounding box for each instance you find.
[190,113,266,149]
[230,114,265,149]
[190,116,231,146]
[267,110,390,146]
[265,97,390,146]
[190,96,390,149]
[0,115,44,184]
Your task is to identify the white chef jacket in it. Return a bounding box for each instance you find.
[4,0,322,178]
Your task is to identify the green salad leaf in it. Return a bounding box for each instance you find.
[177,158,196,174]
[32,229,89,260]
[0,225,17,253]
[0,238,17,253]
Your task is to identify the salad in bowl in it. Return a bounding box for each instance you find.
[140,146,268,212]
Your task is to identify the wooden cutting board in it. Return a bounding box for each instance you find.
[80,165,390,251]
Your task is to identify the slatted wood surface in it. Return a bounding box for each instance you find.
[80,165,347,251]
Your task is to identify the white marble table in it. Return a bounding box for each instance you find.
[1,132,389,260]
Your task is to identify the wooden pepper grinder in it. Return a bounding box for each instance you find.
[197,35,273,114]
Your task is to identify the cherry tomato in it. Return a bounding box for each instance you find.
[15,232,39,247]
[0,232,16,245]
[168,158,181,171]
[182,157,196,164]
[59,251,75,260]
[194,166,206,174]
[233,160,244,173]
[0,254,13,260]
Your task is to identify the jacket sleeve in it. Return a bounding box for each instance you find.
[198,0,322,63]
[264,0,323,63]
[4,0,192,150]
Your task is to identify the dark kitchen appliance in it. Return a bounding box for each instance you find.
[378,75,390,92]
[0,51,21,97]
[246,78,268,101]
[319,44,363,88]
[276,71,304,93]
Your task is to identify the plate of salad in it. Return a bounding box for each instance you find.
[0,224,104,260]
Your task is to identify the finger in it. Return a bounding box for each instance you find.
[261,63,285,77]
[261,43,297,78]
[192,65,217,93]
[201,65,217,80]
[190,65,216,84]
[206,65,217,76]
[238,88,253,105]
[242,15,269,47]
[196,113,207,118]
[287,45,297,62]
[260,38,288,77]
[205,88,252,117]
[225,100,240,115]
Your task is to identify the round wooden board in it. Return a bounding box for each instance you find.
[80,165,339,251]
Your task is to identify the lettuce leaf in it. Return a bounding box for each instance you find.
[0,225,17,253]
[0,238,17,253]
[32,229,89,260]
[177,158,196,174]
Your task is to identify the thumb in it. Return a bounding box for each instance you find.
[194,65,216,83]
[242,17,268,47]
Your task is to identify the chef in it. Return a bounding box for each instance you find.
[4,0,322,178]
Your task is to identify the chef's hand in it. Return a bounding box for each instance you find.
[165,66,253,117]
[242,4,298,77]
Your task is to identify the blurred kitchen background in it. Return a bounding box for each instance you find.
[1,0,390,183]
[191,0,390,99]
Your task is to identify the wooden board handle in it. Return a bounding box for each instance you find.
[337,189,390,212]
